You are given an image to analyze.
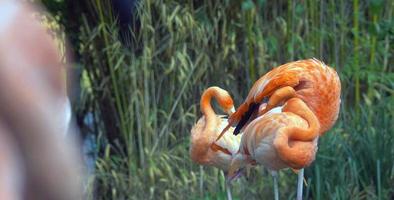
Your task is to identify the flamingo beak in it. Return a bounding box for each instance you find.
[227,168,245,182]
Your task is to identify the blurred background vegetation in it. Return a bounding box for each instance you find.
[38,0,393,199]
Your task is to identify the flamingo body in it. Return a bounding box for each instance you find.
[222,58,340,137]
[191,116,241,171]
[190,87,241,172]
[226,59,340,179]
[230,106,318,175]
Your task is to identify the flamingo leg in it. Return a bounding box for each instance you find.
[296,168,304,200]
[199,166,204,197]
[225,181,233,200]
[259,86,296,115]
[271,171,279,200]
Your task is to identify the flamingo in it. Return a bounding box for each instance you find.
[218,59,341,200]
[190,86,242,200]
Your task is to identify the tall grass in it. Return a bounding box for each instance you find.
[43,0,394,199]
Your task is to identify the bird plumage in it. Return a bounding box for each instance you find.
[228,104,319,177]
[190,87,242,172]
[224,58,341,178]
[218,58,341,140]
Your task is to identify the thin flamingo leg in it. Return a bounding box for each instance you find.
[225,181,232,200]
[296,168,304,200]
[271,171,279,200]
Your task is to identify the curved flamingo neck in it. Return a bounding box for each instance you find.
[200,89,218,129]
[200,87,233,132]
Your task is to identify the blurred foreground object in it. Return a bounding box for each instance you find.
[0,0,83,199]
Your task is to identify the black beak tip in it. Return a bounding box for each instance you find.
[233,127,241,135]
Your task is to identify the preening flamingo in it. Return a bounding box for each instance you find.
[218,59,341,200]
[190,86,242,200]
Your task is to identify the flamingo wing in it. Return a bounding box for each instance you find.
[217,63,304,140]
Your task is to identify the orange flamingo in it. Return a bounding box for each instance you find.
[190,86,242,200]
[218,59,341,200]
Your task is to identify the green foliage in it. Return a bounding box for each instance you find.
[45,0,394,199]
